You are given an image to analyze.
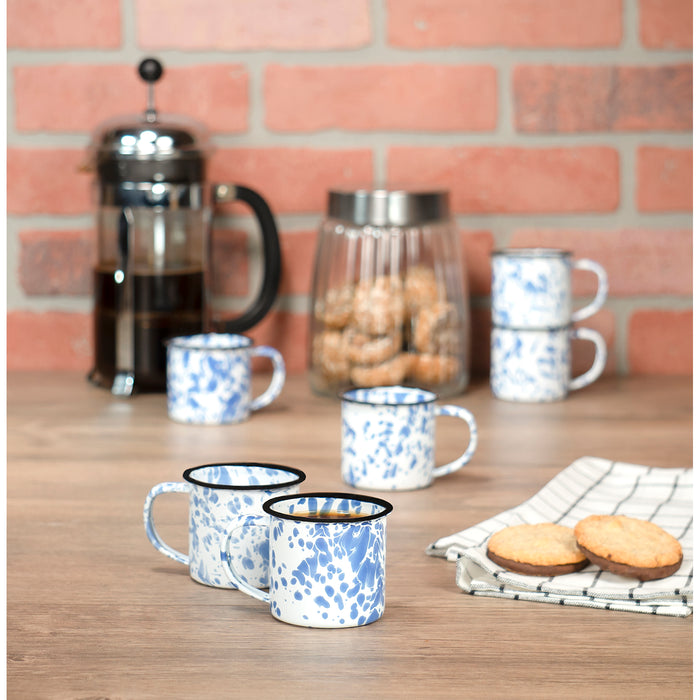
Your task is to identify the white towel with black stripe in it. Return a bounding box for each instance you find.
[426,457,693,617]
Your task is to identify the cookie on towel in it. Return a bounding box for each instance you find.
[487,523,589,576]
[574,514,683,581]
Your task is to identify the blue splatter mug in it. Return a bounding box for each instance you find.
[490,326,607,402]
[340,386,478,491]
[220,492,393,628]
[491,248,608,329]
[144,463,305,588]
[166,333,285,425]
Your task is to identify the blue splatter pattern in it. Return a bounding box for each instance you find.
[144,463,304,589]
[340,386,478,490]
[491,250,572,329]
[166,333,285,425]
[490,326,607,402]
[221,494,392,629]
[491,249,608,329]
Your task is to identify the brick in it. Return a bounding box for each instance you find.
[639,0,693,49]
[210,148,374,215]
[386,0,622,48]
[509,229,693,296]
[461,230,494,297]
[387,146,619,213]
[247,311,310,374]
[19,229,94,296]
[513,65,692,133]
[637,147,692,212]
[7,311,92,370]
[14,64,249,133]
[278,230,318,297]
[7,149,92,215]
[7,0,121,48]
[265,64,497,132]
[135,0,370,50]
[628,310,692,374]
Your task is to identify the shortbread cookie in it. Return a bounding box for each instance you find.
[574,515,683,581]
[345,328,402,366]
[410,353,460,385]
[352,276,404,335]
[312,330,350,383]
[315,284,354,329]
[487,523,589,577]
[404,265,440,316]
[413,301,459,354]
[349,353,409,387]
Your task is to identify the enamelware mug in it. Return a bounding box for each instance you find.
[143,462,305,588]
[490,326,607,402]
[220,492,393,628]
[166,333,285,425]
[339,385,478,491]
[491,248,608,329]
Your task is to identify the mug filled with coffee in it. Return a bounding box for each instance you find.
[220,492,393,628]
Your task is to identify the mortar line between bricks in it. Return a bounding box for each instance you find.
[6,48,693,65]
[7,131,693,149]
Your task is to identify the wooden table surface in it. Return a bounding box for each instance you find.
[7,371,693,699]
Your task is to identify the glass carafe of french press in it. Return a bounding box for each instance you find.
[87,58,281,396]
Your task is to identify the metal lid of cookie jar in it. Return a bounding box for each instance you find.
[327,188,451,227]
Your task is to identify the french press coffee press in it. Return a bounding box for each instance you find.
[87,58,281,396]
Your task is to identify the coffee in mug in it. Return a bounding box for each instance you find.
[220,492,393,628]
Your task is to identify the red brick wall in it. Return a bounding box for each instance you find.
[7,0,692,377]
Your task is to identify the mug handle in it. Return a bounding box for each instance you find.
[571,259,608,323]
[143,482,191,565]
[249,346,286,411]
[210,184,282,334]
[220,515,271,604]
[432,405,479,479]
[569,327,607,392]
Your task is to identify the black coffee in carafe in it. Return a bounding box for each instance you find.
[87,58,281,396]
[93,267,204,391]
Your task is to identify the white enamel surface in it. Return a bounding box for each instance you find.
[492,252,607,329]
[144,464,302,588]
[490,326,607,402]
[221,495,390,628]
[340,386,477,490]
[166,333,285,425]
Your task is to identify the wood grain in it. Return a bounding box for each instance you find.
[7,372,692,699]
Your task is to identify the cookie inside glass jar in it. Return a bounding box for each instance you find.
[309,188,470,398]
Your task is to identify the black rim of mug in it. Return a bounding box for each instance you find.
[183,462,306,490]
[263,491,394,523]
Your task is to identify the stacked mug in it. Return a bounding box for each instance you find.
[490,248,608,402]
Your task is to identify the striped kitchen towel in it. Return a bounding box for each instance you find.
[426,457,693,617]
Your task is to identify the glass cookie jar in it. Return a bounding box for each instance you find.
[309,188,469,398]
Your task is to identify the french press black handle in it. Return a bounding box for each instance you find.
[211,184,282,333]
